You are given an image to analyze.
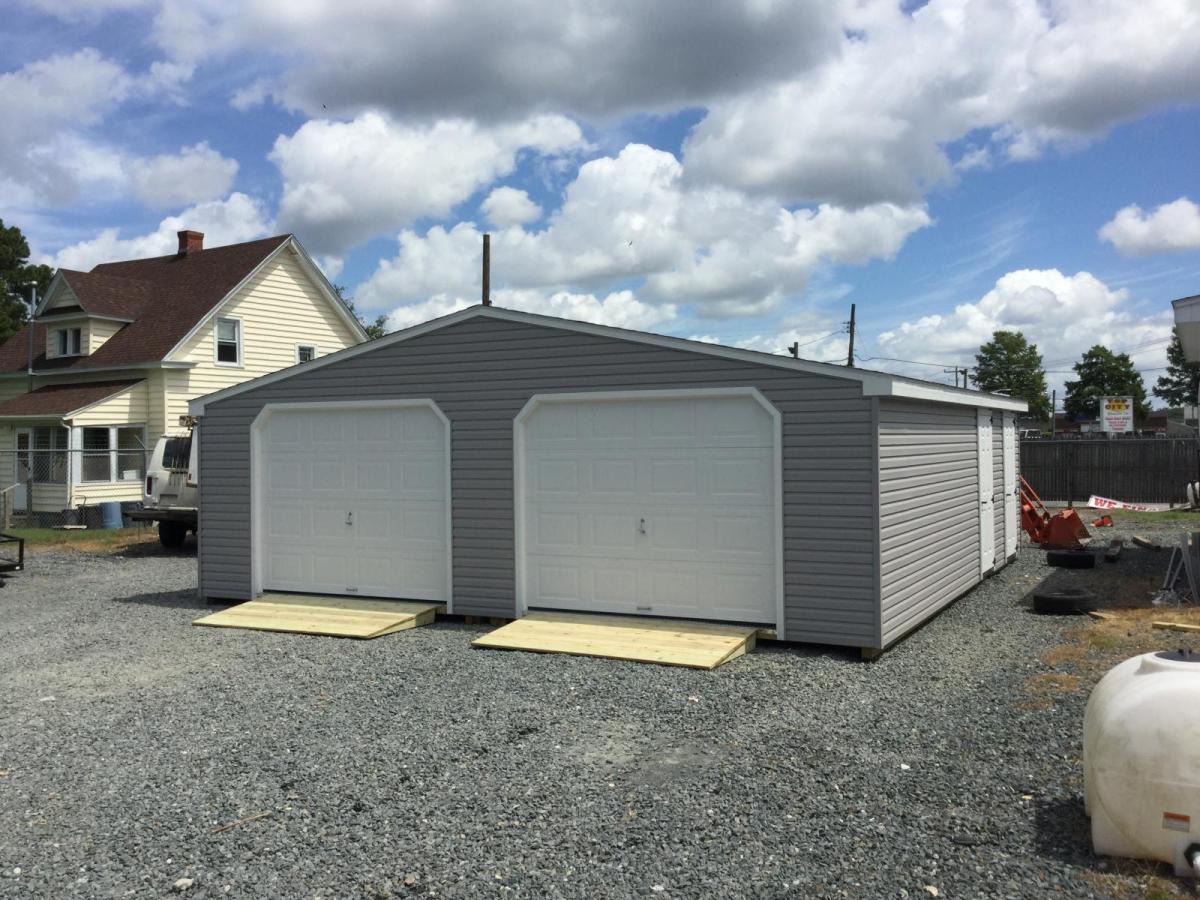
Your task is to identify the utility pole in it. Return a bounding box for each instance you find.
[1051,389,1057,437]
[26,283,36,394]
[481,233,491,306]
[943,366,969,388]
[788,342,799,358]
[845,303,856,367]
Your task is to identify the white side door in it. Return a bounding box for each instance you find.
[520,392,780,625]
[257,403,449,601]
[1002,412,1017,558]
[977,409,995,574]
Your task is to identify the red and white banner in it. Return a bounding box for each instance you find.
[1087,495,1151,512]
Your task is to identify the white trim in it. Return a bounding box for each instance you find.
[34,272,71,317]
[512,387,786,638]
[1002,411,1018,559]
[248,399,453,609]
[163,237,367,364]
[190,305,1028,416]
[0,361,194,381]
[214,316,243,368]
[76,423,146,484]
[295,343,318,364]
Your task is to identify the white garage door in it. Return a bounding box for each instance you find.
[257,403,449,601]
[519,392,780,625]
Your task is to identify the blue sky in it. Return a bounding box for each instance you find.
[3,0,1200,400]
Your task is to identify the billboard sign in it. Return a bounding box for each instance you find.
[1100,396,1134,433]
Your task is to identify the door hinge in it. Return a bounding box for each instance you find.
[346,511,354,526]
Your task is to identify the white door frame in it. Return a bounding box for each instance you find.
[1002,411,1017,558]
[512,387,786,639]
[249,398,453,608]
[977,409,996,574]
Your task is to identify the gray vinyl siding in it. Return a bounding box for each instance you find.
[198,317,878,647]
[993,412,1005,568]
[877,399,980,647]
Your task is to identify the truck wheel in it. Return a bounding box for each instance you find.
[159,521,188,548]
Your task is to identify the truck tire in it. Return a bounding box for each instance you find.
[159,521,188,549]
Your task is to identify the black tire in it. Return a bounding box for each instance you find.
[1046,548,1097,569]
[1032,588,1096,615]
[159,521,188,549]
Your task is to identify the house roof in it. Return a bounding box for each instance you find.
[0,234,294,375]
[0,379,144,418]
[191,304,1029,415]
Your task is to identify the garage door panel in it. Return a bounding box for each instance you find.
[521,392,778,626]
[259,405,449,602]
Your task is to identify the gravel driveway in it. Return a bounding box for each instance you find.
[0,533,1186,899]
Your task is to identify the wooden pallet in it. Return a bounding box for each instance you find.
[193,594,439,639]
[471,611,757,670]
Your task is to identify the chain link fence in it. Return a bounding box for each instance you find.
[0,445,153,530]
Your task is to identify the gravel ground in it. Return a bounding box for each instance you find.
[0,528,1191,899]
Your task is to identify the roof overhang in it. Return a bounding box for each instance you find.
[1173,296,1200,363]
[0,361,195,380]
[190,305,1027,415]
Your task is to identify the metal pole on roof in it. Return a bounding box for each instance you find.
[845,303,856,367]
[481,233,491,306]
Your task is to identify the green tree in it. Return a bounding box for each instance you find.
[1064,345,1149,421]
[971,330,1050,420]
[1152,328,1200,408]
[0,220,53,344]
[334,284,388,340]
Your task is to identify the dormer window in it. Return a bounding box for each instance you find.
[56,328,82,356]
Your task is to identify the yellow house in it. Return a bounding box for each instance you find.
[0,230,366,519]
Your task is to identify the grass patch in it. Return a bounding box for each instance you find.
[5,526,157,552]
[1106,509,1200,525]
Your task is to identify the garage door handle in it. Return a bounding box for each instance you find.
[638,517,646,534]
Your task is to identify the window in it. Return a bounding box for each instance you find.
[161,436,192,471]
[80,426,146,483]
[56,328,82,356]
[216,317,241,365]
[296,344,316,364]
[21,426,68,483]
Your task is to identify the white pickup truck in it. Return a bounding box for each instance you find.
[128,430,198,547]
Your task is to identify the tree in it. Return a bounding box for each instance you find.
[333,284,388,340]
[0,220,53,345]
[1153,328,1200,408]
[971,330,1050,420]
[1064,345,1149,421]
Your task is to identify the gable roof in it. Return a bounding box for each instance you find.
[0,379,144,418]
[0,234,364,376]
[190,304,1028,414]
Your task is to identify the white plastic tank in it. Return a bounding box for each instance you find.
[1083,649,1200,876]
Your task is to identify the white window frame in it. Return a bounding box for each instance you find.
[74,425,147,484]
[56,327,82,357]
[214,316,243,368]
[295,343,318,364]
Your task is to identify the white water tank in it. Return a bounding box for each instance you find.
[1084,650,1200,876]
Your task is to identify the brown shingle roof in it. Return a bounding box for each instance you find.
[0,380,144,417]
[0,234,292,375]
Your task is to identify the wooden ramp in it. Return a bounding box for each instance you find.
[471,611,757,670]
[193,594,439,639]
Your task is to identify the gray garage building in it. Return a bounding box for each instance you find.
[189,305,1026,654]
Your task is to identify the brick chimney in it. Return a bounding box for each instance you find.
[177,230,204,256]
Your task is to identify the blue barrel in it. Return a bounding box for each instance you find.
[100,501,123,529]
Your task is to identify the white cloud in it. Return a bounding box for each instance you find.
[153,0,841,119]
[481,187,541,228]
[876,269,1173,392]
[48,193,272,270]
[357,144,930,320]
[384,289,676,333]
[19,0,151,21]
[129,142,239,209]
[683,0,1200,206]
[1099,198,1200,256]
[270,112,584,256]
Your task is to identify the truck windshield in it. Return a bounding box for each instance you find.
[162,437,192,471]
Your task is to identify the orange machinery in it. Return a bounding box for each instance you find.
[1020,476,1091,550]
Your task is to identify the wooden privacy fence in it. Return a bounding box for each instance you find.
[1020,437,1200,504]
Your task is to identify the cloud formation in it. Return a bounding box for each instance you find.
[129,142,239,209]
[1099,197,1200,256]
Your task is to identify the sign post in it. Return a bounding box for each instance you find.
[1100,396,1134,434]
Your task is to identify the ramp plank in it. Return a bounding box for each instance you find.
[194,594,439,639]
[471,611,757,669]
